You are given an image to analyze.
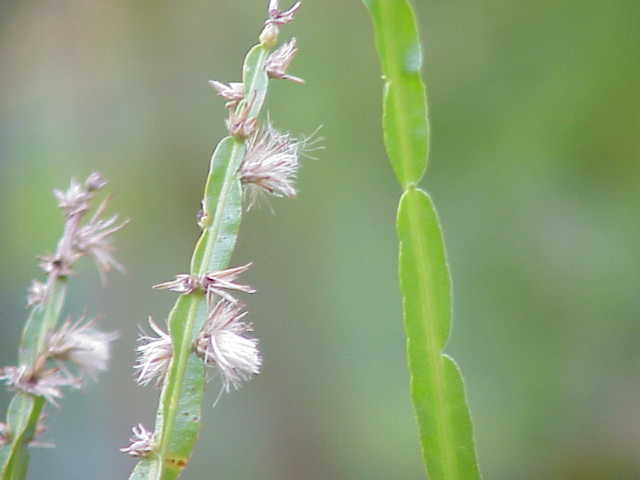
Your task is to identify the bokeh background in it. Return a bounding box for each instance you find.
[1,1,639,478]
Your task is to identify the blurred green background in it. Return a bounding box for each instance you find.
[1,1,639,478]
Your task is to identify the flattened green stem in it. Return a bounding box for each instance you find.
[3,291,64,479]
[363,0,481,478]
[363,0,429,187]
[130,42,271,480]
[1,208,82,480]
[19,281,67,366]
[398,189,480,479]
[0,395,45,480]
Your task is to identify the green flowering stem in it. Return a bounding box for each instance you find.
[1,175,123,480]
[128,41,273,480]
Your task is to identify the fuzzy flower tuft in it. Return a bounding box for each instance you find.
[26,280,48,308]
[239,121,304,209]
[39,174,127,280]
[153,263,256,304]
[47,318,118,379]
[266,38,304,84]
[267,0,302,26]
[195,300,261,392]
[133,318,172,387]
[120,424,154,457]
[261,1,301,46]
[226,97,257,139]
[0,365,81,407]
[209,81,244,109]
[53,172,107,217]
[73,199,128,278]
[54,180,92,217]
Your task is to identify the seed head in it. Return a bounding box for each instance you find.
[47,318,118,379]
[0,365,81,407]
[195,300,261,392]
[266,38,304,84]
[153,263,256,304]
[133,318,172,387]
[209,81,244,109]
[120,424,154,457]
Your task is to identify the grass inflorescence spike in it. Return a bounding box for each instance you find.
[124,3,315,479]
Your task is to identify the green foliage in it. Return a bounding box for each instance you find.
[362,1,481,478]
[129,43,272,480]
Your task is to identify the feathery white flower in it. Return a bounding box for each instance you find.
[225,97,257,138]
[0,365,81,406]
[195,300,261,392]
[73,198,128,278]
[267,1,302,25]
[209,81,244,109]
[134,318,172,387]
[27,280,48,307]
[54,178,93,217]
[153,263,256,304]
[53,173,107,217]
[152,274,200,295]
[265,38,304,84]
[201,264,256,303]
[84,172,108,192]
[47,318,118,378]
[240,121,303,209]
[40,173,126,279]
[120,424,154,457]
